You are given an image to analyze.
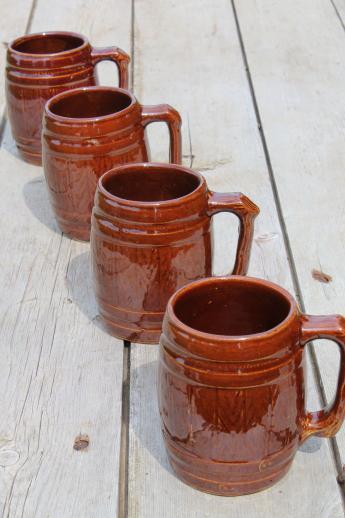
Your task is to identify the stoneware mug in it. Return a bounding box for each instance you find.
[158,275,345,495]
[91,163,259,343]
[6,31,130,165]
[42,87,182,240]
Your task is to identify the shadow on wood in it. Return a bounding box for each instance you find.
[23,177,60,234]
[65,250,107,333]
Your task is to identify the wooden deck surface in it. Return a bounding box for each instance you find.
[1,0,345,516]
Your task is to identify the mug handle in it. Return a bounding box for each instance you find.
[91,46,130,89]
[207,192,259,275]
[299,314,345,441]
[141,105,182,164]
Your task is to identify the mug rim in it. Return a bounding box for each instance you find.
[167,275,298,342]
[8,31,89,57]
[45,86,136,123]
[98,162,206,207]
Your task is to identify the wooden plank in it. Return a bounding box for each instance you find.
[0,133,124,518]
[0,0,33,119]
[234,0,345,462]
[128,1,343,516]
[0,0,132,515]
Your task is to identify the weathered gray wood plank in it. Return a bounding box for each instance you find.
[0,0,132,515]
[128,1,343,516]
[235,0,345,465]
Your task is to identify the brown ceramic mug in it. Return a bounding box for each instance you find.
[6,31,130,165]
[42,87,182,241]
[91,163,259,343]
[158,275,345,495]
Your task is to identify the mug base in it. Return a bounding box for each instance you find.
[100,315,162,344]
[168,455,292,496]
[62,229,90,242]
[17,146,42,166]
[57,221,91,242]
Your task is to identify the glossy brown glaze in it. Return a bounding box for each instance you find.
[42,87,182,240]
[6,31,130,165]
[158,276,345,495]
[91,163,259,343]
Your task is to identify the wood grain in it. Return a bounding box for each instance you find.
[0,0,132,514]
[128,0,343,516]
[234,0,345,464]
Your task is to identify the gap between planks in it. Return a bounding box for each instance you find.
[118,3,136,517]
[118,341,131,518]
[231,0,345,501]
[330,0,345,33]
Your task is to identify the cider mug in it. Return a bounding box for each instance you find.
[43,87,182,240]
[91,163,259,343]
[6,31,130,165]
[158,276,345,495]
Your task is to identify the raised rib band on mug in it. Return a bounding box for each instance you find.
[92,213,208,246]
[163,427,297,467]
[158,275,345,495]
[97,295,164,325]
[43,88,182,241]
[99,299,163,344]
[159,340,297,389]
[166,437,296,481]
[168,460,291,497]
[91,163,259,343]
[6,31,130,165]
[166,434,295,496]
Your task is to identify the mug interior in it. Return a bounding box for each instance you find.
[12,34,84,54]
[173,279,291,336]
[49,90,132,118]
[102,168,201,202]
